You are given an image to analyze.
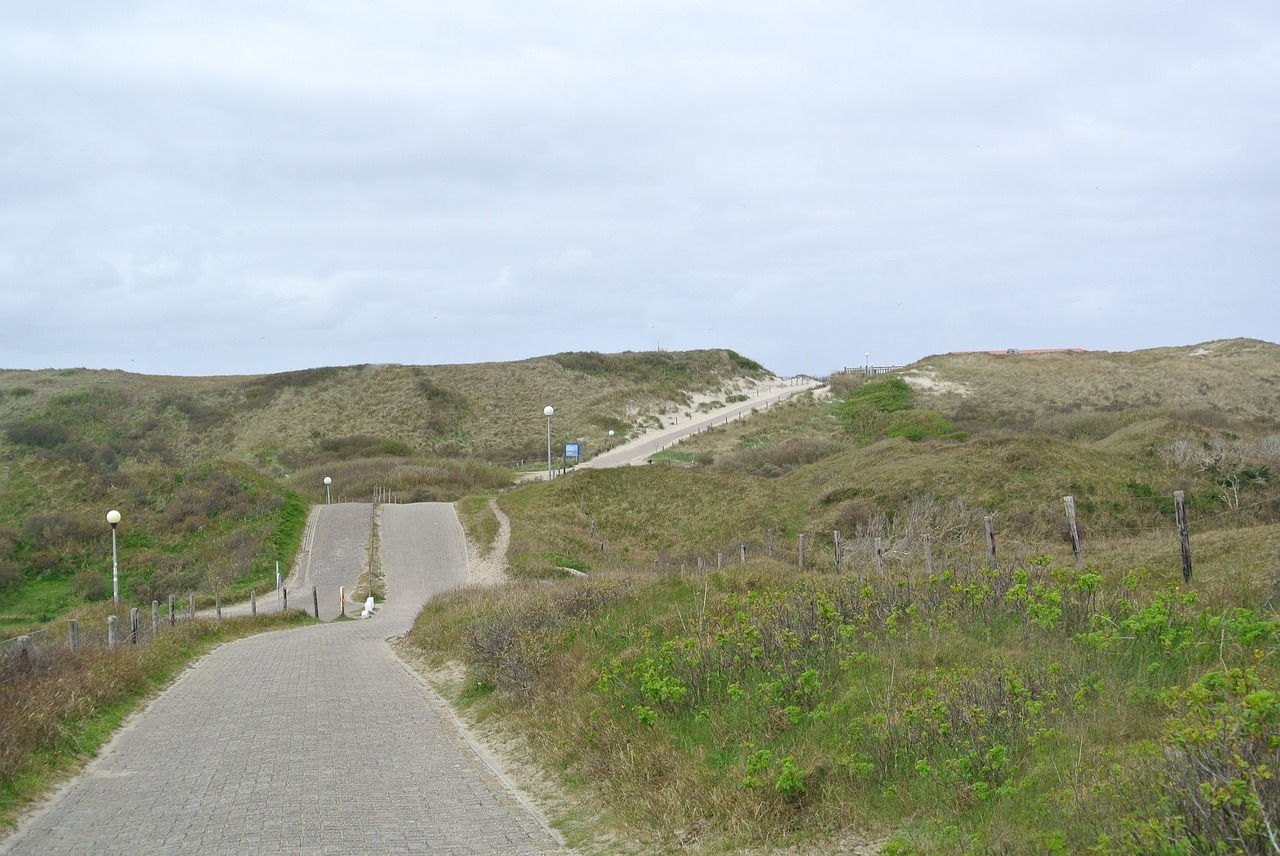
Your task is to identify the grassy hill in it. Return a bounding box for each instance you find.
[5,338,1280,852]
[409,338,1280,854]
[0,349,769,625]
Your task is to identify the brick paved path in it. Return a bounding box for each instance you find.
[1,503,567,855]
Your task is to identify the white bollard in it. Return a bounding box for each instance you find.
[361,596,375,619]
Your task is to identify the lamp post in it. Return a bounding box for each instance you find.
[323,476,332,504]
[543,405,554,481]
[106,510,121,605]
[608,429,615,451]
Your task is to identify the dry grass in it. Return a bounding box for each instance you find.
[906,338,1280,434]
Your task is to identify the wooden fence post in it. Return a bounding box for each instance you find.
[716,552,723,570]
[768,529,774,559]
[1064,496,1083,570]
[16,636,30,673]
[130,607,139,645]
[874,537,884,576]
[834,530,843,573]
[216,593,222,620]
[798,534,806,568]
[251,591,257,616]
[68,619,78,653]
[283,587,288,611]
[984,516,997,562]
[152,601,159,636]
[923,533,934,577]
[1175,491,1192,583]
[187,594,195,621]
[168,594,176,626]
[312,586,319,619]
[108,615,117,650]
[740,544,747,565]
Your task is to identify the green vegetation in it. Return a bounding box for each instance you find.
[4,339,1280,851]
[412,544,1280,853]
[411,339,1280,852]
[0,349,767,623]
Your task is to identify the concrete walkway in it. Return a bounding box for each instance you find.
[581,377,822,469]
[0,503,566,856]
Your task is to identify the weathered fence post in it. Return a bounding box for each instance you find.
[251,591,257,617]
[716,552,723,570]
[168,594,176,626]
[1064,496,1083,570]
[283,587,288,611]
[768,529,774,559]
[68,619,78,653]
[798,534,806,568]
[188,594,195,621]
[312,586,319,619]
[697,556,704,571]
[338,587,343,618]
[130,607,139,644]
[1174,491,1192,583]
[15,636,30,673]
[152,601,159,636]
[107,615,118,650]
[833,530,843,573]
[874,537,884,576]
[923,533,934,577]
[984,516,997,562]
[740,544,747,565]
[216,593,222,620]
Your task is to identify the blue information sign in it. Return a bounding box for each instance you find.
[564,442,580,459]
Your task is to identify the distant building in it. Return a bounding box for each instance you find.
[947,348,1086,356]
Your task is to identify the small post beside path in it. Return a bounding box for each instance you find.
[68,619,78,653]
[312,586,320,619]
[984,516,997,562]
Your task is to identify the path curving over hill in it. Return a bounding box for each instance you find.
[0,503,566,856]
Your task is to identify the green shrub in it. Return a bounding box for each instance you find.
[840,377,913,439]
[883,410,963,442]
[4,421,73,449]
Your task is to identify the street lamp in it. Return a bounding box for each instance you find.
[323,476,332,504]
[543,406,554,481]
[608,429,615,451]
[106,509,121,605]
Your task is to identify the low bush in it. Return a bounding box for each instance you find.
[411,560,1280,852]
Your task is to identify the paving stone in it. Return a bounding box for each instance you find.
[0,503,567,856]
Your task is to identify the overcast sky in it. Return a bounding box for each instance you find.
[2,2,1276,378]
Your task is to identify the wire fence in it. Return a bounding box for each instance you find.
[576,488,1280,582]
[0,585,323,687]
